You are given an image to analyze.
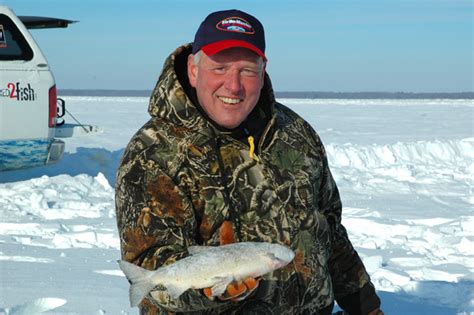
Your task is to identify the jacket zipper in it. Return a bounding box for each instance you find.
[214,136,243,241]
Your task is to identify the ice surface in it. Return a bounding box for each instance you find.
[0,97,472,314]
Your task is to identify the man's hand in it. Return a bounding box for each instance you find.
[203,277,260,302]
[204,221,259,302]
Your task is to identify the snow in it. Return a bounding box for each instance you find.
[0,96,473,314]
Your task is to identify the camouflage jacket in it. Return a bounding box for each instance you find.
[115,44,378,315]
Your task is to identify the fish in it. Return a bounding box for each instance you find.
[118,241,295,307]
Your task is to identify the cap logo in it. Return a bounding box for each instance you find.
[216,17,255,34]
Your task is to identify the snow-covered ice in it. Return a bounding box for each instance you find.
[0,97,472,314]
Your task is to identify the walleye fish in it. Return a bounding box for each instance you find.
[118,242,295,307]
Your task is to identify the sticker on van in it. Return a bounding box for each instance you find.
[1,82,36,101]
[0,24,6,47]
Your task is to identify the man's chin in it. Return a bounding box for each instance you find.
[215,121,242,130]
[209,115,243,130]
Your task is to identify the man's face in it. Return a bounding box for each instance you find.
[188,47,265,129]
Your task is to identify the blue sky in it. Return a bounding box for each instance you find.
[2,0,473,92]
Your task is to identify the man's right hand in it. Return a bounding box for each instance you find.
[203,277,260,302]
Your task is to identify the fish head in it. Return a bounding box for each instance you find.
[268,244,295,269]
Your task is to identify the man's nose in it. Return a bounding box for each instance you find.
[224,70,242,94]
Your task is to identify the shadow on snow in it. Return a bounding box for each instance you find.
[0,147,124,186]
[333,279,473,315]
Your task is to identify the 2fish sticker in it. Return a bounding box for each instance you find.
[1,82,36,101]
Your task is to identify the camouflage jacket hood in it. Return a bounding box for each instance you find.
[116,44,379,315]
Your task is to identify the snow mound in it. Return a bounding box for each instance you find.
[327,138,473,171]
[0,173,114,221]
[0,173,119,250]
[1,297,66,315]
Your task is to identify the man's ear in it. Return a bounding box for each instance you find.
[188,54,198,88]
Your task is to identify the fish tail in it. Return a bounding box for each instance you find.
[118,260,158,307]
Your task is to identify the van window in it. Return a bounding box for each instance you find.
[0,14,33,61]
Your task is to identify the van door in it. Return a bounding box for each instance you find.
[0,7,62,170]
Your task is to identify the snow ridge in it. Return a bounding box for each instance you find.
[327,138,473,170]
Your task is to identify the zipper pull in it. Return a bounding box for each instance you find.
[247,135,255,159]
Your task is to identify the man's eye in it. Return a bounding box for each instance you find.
[212,67,226,74]
[242,69,259,77]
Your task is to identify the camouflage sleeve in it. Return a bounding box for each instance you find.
[309,127,379,311]
[318,160,371,295]
[115,136,230,313]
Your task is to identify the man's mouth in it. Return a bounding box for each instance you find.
[218,96,242,104]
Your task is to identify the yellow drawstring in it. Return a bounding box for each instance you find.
[247,136,255,159]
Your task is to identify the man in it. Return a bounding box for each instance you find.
[116,9,383,315]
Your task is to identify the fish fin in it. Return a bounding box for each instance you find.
[166,283,189,300]
[187,245,210,255]
[210,276,233,296]
[118,260,157,307]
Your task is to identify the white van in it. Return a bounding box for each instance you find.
[0,6,75,171]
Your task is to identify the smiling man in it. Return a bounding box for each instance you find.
[116,9,383,315]
[188,47,265,130]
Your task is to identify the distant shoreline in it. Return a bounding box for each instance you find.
[58,89,474,99]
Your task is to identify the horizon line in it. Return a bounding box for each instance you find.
[58,89,474,99]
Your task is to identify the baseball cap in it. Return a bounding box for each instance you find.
[192,9,266,61]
